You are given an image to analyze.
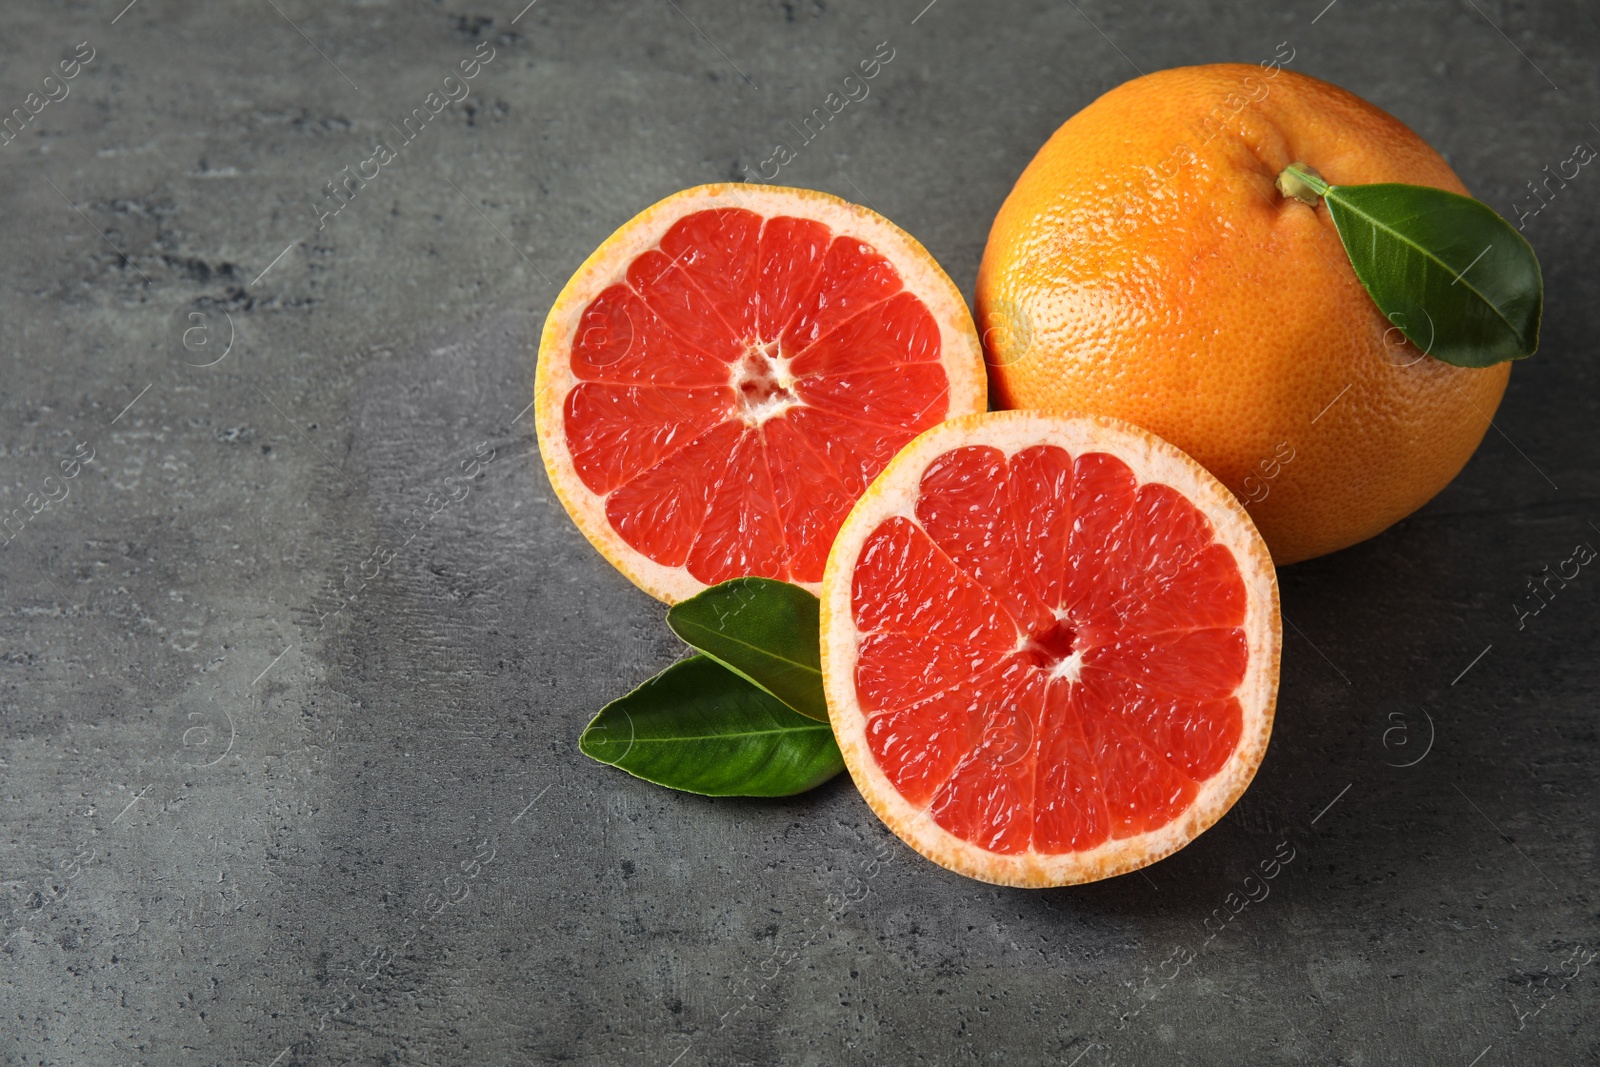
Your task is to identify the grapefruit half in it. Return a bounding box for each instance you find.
[821,412,1281,887]
[535,184,986,603]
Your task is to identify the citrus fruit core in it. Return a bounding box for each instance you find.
[537,185,986,603]
[822,412,1280,886]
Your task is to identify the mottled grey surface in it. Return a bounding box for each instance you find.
[1,1,1596,1064]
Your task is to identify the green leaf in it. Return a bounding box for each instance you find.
[666,577,829,722]
[1313,176,1542,367]
[578,655,843,797]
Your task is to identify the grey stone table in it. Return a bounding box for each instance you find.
[1,1,1595,1064]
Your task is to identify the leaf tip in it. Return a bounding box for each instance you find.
[578,714,632,766]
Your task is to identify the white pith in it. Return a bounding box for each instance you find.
[1009,605,1090,683]
[1046,649,1085,684]
[731,345,802,426]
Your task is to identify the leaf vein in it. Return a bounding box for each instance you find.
[1331,192,1525,344]
[676,620,822,676]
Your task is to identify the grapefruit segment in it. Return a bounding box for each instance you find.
[914,444,1054,634]
[603,420,741,568]
[754,216,831,339]
[1089,626,1249,698]
[1032,684,1111,853]
[1006,445,1076,620]
[787,291,942,378]
[783,407,916,498]
[782,238,904,352]
[792,363,949,430]
[570,286,730,387]
[821,412,1280,887]
[563,384,731,495]
[849,517,1015,650]
[626,249,744,363]
[926,660,1045,855]
[1083,711,1199,839]
[1060,451,1142,628]
[864,686,975,808]
[536,184,985,603]
[1080,669,1243,781]
[854,632,1010,714]
[761,418,857,583]
[684,427,788,585]
[658,207,762,337]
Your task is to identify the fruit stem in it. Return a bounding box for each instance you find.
[1277,162,1330,205]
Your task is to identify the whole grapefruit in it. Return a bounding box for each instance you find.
[976,63,1511,564]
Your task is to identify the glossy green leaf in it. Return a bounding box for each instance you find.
[578,655,843,796]
[666,577,828,722]
[1310,174,1542,367]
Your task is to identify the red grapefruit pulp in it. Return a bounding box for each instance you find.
[536,185,987,603]
[822,412,1280,887]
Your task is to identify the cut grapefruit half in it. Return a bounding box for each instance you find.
[535,184,987,603]
[821,412,1281,887]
